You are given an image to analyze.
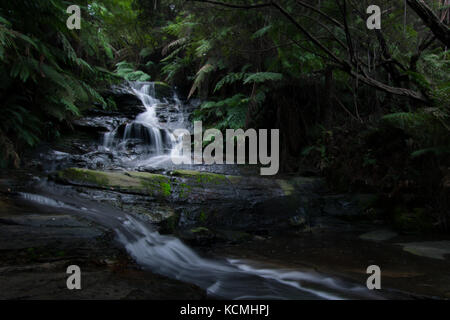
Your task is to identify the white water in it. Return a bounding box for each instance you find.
[18,189,381,300]
[102,82,188,167]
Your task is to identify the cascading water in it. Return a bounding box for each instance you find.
[102,82,187,168]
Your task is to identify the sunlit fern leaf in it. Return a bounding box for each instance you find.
[252,24,272,39]
[188,63,216,100]
[61,98,81,116]
[214,72,248,93]
[243,72,283,84]
[162,37,188,56]
[194,39,212,58]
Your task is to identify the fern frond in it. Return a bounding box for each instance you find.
[188,62,216,99]
[243,72,283,84]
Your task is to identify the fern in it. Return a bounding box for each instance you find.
[252,25,272,39]
[188,62,216,99]
[114,61,151,81]
[243,72,283,84]
[193,94,248,130]
[214,72,248,92]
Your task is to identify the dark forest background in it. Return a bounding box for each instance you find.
[0,0,449,231]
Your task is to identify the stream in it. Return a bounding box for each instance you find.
[3,81,449,300]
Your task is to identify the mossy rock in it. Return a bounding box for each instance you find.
[57,168,110,186]
[55,168,172,198]
[170,169,228,185]
[277,177,324,196]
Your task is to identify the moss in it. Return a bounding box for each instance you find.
[276,179,295,196]
[138,174,172,197]
[171,169,227,185]
[160,182,172,197]
[178,182,193,198]
[190,227,210,233]
[198,210,207,223]
[57,168,173,197]
[58,168,109,186]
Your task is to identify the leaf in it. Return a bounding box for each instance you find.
[162,37,187,56]
[252,25,272,39]
[243,72,283,84]
[140,47,153,58]
[188,63,216,100]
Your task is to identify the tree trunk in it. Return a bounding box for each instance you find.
[407,0,450,46]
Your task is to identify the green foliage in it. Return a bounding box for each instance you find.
[114,61,151,81]
[193,94,248,130]
[243,72,283,84]
[0,0,137,167]
[382,110,450,159]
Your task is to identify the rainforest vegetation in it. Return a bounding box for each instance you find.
[0,0,449,231]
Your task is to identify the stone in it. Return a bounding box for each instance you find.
[397,241,450,260]
[359,229,398,241]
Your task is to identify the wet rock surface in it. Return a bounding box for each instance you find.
[0,191,205,300]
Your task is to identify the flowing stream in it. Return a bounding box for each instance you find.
[18,186,379,300]
[17,82,382,300]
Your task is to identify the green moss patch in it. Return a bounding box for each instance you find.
[58,168,109,186]
[170,169,228,185]
[56,168,172,197]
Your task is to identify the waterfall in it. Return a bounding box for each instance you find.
[102,82,185,166]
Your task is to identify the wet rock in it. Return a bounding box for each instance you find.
[397,241,450,260]
[321,193,379,219]
[53,168,323,204]
[0,195,206,300]
[51,168,329,239]
[359,229,398,241]
[51,168,377,239]
[72,116,128,134]
[107,91,145,117]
